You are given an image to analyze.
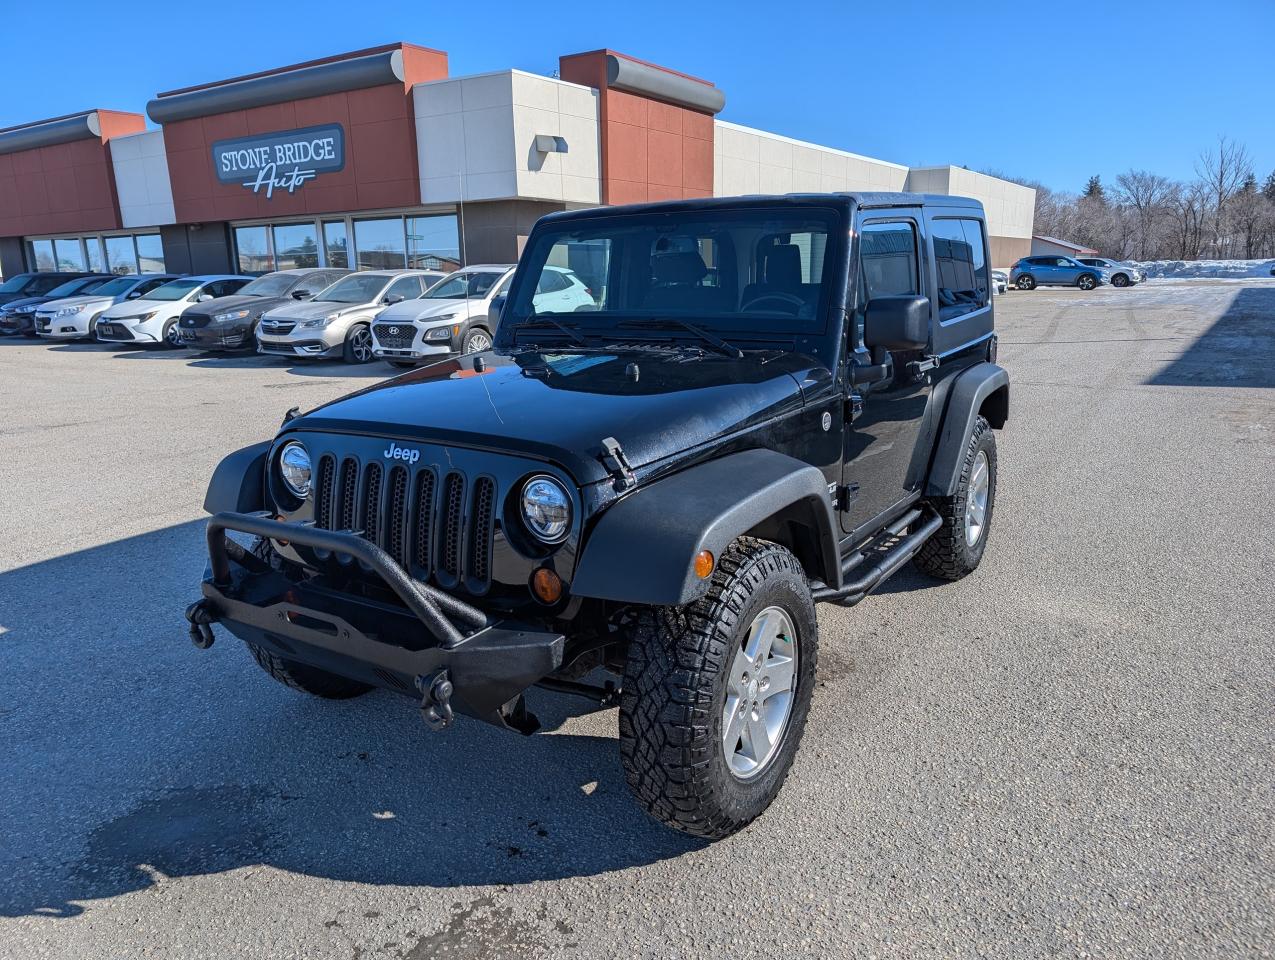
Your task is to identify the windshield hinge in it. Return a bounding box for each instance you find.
[599,436,636,491]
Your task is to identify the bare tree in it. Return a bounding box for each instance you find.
[1195,137,1252,255]
[1170,182,1208,260]
[1114,170,1174,259]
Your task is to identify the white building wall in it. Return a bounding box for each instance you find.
[110,129,175,228]
[905,166,1036,241]
[714,120,909,197]
[414,70,600,206]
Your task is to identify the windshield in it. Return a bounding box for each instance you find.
[425,271,506,300]
[238,273,298,297]
[47,276,105,298]
[92,276,142,297]
[0,274,35,294]
[146,279,202,301]
[314,274,387,304]
[501,208,840,343]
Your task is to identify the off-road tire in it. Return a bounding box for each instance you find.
[619,537,818,840]
[243,537,373,699]
[914,415,997,581]
[1016,275,1036,290]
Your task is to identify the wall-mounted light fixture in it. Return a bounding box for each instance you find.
[533,134,568,154]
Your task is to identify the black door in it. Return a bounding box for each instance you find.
[841,215,933,536]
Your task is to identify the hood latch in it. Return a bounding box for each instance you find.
[599,436,636,491]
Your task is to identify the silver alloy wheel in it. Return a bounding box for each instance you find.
[965,449,990,546]
[465,330,492,353]
[722,605,798,781]
[1018,276,1034,290]
[349,326,373,362]
[164,320,182,348]
[1079,274,1096,290]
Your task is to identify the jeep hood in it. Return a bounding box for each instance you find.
[286,349,819,485]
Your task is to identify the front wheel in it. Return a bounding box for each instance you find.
[619,537,818,839]
[162,319,183,349]
[914,415,997,580]
[1016,275,1036,290]
[462,326,492,354]
[342,324,374,364]
[1111,273,1130,288]
[1077,273,1097,290]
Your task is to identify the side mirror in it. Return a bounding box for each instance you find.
[197,293,215,303]
[291,289,311,300]
[126,290,143,299]
[383,294,405,305]
[489,294,507,326]
[863,296,929,351]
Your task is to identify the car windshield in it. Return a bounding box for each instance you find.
[45,277,101,298]
[146,279,202,301]
[238,273,298,297]
[92,276,143,297]
[0,274,35,293]
[425,272,506,300]
[501,207,840,342]
[314,274,388,303]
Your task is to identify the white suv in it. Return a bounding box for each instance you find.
[95,275,252,348]
[371,265,594,367]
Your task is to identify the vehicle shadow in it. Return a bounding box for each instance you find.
[1145,285,1275,388]
[0,521,699,919]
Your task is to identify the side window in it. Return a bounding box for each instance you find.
[931,218,989,319]
[385,276,422,302]
[860,221,920,299]
[135,278,168,296]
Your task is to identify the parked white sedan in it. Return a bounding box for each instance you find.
[95,275,252,347]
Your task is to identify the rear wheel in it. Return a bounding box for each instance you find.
[342,324,374,364]
[914,416,997,581]
[619,537,817,839]
[1016,275,1036,290]
[1077,273,1098,290]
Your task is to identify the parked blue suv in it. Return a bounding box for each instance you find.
[1010,256,1109,291]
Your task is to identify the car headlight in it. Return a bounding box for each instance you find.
[424,325,457,341]
[301,313,341,329]
[56,304,86,317]
[278,441,312,498]
[214,308,251,323]
[520,476,572,543]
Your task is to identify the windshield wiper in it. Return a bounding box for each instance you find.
[617,317,744,359]
[513,315,590,347]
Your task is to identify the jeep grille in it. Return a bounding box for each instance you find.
[314,453,497,595]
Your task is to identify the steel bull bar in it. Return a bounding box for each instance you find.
[186,511,564,734]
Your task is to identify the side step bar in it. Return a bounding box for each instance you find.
[812,508,942,607]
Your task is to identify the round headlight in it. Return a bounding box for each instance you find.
[279,442,312,498]
[520,476,572,543]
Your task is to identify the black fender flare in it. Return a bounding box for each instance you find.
[925,362,1009,498]
[570,449,840,606]
[204,441,270,514]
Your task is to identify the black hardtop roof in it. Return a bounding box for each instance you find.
[540,192,984,226]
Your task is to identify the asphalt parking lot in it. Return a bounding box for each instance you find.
[1,280,1271,959]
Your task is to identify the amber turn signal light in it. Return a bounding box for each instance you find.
[694,550,714,579]
[532,567,564,603]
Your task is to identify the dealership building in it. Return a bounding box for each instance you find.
[0,42,1035,281]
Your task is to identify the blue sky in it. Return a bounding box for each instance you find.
[4,0,1272,193]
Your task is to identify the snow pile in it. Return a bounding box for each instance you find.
[1131,259,1275,280]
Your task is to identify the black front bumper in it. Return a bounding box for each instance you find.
[192,512,565,732]
[179,322,251,350]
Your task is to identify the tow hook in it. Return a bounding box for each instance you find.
[185,600,217,649]
[416,670,455,730]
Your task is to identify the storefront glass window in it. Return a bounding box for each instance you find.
[273,224,320,270]
[407,214,461,273]
[105,236,138,274]
[29,239,55,271]
[354,218,406,271]
[85,238,106,273]
[136,234,165,273]
[234,226,273,274]
[54,238,86,271]
[323,221,349,268]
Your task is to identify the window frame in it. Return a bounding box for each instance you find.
[930,216,991,327]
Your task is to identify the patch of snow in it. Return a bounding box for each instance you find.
[1131,259,1275,279]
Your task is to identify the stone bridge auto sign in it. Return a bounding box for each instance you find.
[212,124,345,199]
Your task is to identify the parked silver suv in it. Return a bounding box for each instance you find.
[1075,258,1144,287]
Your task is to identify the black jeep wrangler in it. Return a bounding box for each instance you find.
[188,193,1008,840]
